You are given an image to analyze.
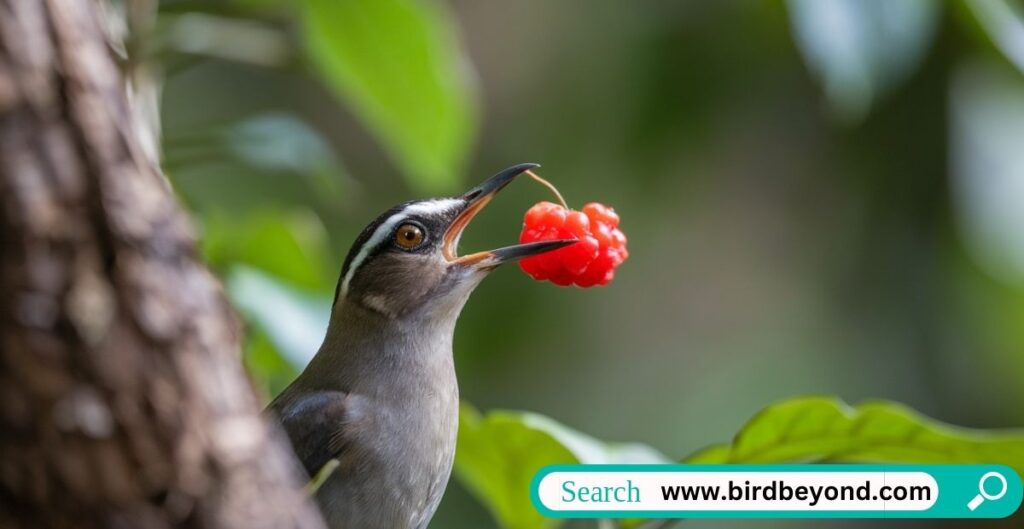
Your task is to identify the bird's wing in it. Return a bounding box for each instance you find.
[270,390,364,477]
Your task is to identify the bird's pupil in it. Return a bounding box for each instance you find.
[395,223,424,249]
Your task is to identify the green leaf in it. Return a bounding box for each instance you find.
[201,210,333,290]
[302,0,477,193]
[456,405,574,529]
[226,266,331,368]
[517,412,671,466]
[684,397,1024,472]
[623,397,1024,529]
[455,404,670,529]
[786,0,940,122]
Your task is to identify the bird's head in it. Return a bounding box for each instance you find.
[334,163,575,320]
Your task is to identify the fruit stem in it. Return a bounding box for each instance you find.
[525,170,569,209]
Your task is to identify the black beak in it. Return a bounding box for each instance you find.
[480,240,579,265]
[443,163,577,267]
[460,162,539,203]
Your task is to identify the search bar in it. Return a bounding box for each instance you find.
[530,464,1022,519]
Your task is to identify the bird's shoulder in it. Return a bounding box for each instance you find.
[269,388,373,477]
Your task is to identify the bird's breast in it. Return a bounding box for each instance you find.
[308,313,463,528]
[372,360,460,528]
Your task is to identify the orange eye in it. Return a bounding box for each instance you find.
[394,223,425,249]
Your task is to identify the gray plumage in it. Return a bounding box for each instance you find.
[270,286,472,529]
[266,164,576,529]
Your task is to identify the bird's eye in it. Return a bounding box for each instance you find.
[394,223,425,249]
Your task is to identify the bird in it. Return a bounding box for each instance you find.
[267,163,575,529]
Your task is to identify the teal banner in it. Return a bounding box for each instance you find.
[530,464,1023,519]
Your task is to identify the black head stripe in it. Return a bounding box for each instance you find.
[332,199,462,304]
[333,201,414,305]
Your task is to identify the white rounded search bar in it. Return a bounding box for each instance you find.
[536,471,939,512]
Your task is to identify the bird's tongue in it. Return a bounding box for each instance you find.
[442,194,492,262]
[444,196,575,268]
[444,163,577,267]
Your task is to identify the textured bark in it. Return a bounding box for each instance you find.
[0,2,325,529]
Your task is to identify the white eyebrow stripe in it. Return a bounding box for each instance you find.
[404,198,461,216]
[340,212,404,296]
[338,199,461,298]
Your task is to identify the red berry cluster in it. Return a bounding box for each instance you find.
[519,201,628,287]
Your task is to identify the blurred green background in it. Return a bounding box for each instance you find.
[151,0,1024,527]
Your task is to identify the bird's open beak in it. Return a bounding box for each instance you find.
[444,163,577,268]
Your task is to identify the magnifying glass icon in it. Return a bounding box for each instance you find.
[967,472,1008,511]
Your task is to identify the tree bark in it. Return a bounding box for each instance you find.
[0,2,325,529]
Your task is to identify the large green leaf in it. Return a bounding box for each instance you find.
[456,405,574,529]
[455,404,670,529]
[686,397,1024,472]
[302,0,477,193]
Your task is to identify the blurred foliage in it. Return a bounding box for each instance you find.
[160,0,477,193]
[787,0,939,122]
[964,0,1024,74]
[457,404,669,529]
[202,208,334,289]
[224,113,344,191]
[226,266,330,370]
[243,326,299,399]
[950,61,1024,288]
[149,0,1024,527]
[302,0,477,193]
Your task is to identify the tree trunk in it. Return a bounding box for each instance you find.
[0,2,325,529]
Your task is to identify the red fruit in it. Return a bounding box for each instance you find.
[518,201,628,287]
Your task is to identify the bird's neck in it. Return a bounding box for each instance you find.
[306,298,460,401]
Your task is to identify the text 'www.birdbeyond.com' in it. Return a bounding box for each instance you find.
[657,478,931,506]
